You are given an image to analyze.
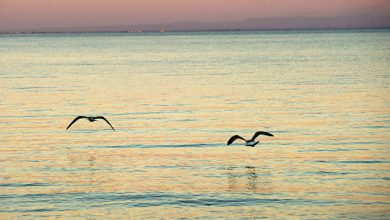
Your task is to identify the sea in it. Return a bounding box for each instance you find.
[0,29,389,219]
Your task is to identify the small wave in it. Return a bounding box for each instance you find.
[355,125,389,129]
[14,86,56,90]
[313,160,390,164]
[337,160,390,164]
[299,148,367,152]
[84,143,222,149]
[175,197,291,207]
[0,192,322,213]
[0,183,51,187]
[307,171,351,175]
[330,141,387,146]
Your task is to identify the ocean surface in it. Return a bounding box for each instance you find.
[0,30,389,219]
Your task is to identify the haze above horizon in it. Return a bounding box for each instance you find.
[1,0,390,32]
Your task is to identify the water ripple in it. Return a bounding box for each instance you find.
[84,143,222,149]
[0,192,358,213]
[0,183,52,187]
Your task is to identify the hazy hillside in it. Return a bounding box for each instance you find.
[4,15,390,33]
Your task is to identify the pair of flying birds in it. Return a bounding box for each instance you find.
[66,116,273,147]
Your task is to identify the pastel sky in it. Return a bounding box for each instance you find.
[1,0,389,31]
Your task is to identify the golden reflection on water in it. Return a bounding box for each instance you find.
[1,31,390,218]
[1,144,389,218]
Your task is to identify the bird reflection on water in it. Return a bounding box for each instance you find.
[66,150,97,186]
[245,166,258,191]
[227,166,273,192]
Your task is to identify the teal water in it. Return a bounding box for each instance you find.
[0,30,389,219]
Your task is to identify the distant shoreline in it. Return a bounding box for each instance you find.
[1,27,389,35]
[2,15,389,35]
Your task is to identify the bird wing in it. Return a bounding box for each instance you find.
[96,116,115,131]
[250,131,274,141]
[227,135,246,145]
[66,116,87,130]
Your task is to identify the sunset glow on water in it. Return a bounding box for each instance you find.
[0,30,389,218]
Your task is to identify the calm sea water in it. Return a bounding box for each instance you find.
[0,30,389,219]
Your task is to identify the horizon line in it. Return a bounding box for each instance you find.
[2,15,389,34]
[1,27,390,35]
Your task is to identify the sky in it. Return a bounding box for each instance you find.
[1,0,390,31]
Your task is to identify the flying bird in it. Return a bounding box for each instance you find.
[227,131,273,147]
[66,116,115,131]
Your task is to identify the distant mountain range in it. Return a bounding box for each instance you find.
[4,15,390,33]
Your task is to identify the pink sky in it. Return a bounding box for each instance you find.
[1,0,389,31]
